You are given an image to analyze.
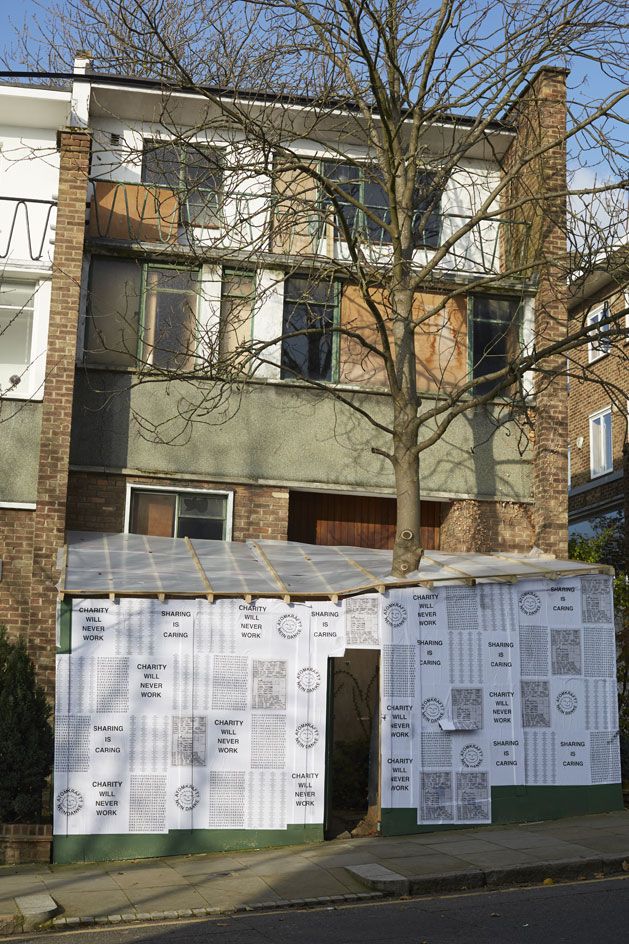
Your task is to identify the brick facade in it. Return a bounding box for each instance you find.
[440,499,534,554]
[0,509,37,637]
[505,68,569,558]
[26,130,91,689]
[567,279,627,538]
[66,471,289,543]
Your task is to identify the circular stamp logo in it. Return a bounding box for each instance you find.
[556,690,578,715]
[460,744,484,768]
[56,788,84,816]
[277,614,303,639]
[384,602,408,628]
[295,722,319,748]
[175,784,200,811]
[519,591,541,616]
[421,697,445,723]
[297,667,321,693]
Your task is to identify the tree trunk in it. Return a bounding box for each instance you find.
[391,397,422,577]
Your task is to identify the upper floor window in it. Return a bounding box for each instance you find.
[84,257,199,371]
[142,141,224,228]
[127,485,232,540]
[0,279,48,400]
[219,270,256,360]
[587,303,611,362]
[471,294,522,394]
[322,162,440,248]
[281,277,338,381]
[589,407,613,478]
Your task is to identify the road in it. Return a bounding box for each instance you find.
[5,876,629,944]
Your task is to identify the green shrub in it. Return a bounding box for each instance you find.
[0,628,53,822]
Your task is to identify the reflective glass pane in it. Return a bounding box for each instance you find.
[142,142,181,188]
[0,282,35,384]
[84,258,141,366]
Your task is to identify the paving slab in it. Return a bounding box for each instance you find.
[15,892,59,930]
[122,888,210,912]
[111,868,190,888]
[0,810,627,932]
[57,892,132,918]
[345,864,408,895]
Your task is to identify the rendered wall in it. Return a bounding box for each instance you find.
[70,373,532,503]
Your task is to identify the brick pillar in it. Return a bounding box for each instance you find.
[507,69,569,558]
[29,129,91,691]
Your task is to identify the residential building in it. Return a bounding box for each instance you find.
[567,248,628,544]
[0,61,570,691]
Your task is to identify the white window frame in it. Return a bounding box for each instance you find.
[587,303,611,363]
[589,407,613,479]
[123,483,234,540]
[0,274,50,401]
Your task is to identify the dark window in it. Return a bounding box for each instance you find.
[281,277,337,381]
[471,295,522,394]
[84,258,198,370]
[129,489,229,540]
[322,162,440,248]
[142,141,224,228]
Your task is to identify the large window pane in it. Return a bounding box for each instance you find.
[129,489,228,540]
[144,267,198,370]
[472,295,521,394]
[412,172,440,248]
[142,142,181,189]
[84,258,142,367]
[590,411,612,477]
[219,271,255,359]
[323,161,360,238]
[183,146,223,228]
[281,277,336,381]
[0,282,35,392]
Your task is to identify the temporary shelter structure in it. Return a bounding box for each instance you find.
[54,533,622,863]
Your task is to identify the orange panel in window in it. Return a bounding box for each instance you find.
[130,492,176,536]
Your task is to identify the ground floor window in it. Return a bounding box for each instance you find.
[127,486,232,540]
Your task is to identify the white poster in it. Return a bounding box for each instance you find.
[55,574,620,839]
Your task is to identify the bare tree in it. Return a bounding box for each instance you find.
[3,0,628,574]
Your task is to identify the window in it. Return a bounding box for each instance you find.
[127,486,232,540]
[219,270,255,359]
[0,280,47,399]
[589,408,612,478]
[587,303,611,362]
[471,295,522,394]
[84,258,199,370]
[281,277,337,381]
[142,140,224,228]
[322,162,440,248]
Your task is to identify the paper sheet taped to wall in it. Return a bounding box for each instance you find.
[54,574,620,837]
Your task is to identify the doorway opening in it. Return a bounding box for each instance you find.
[325,649,380,839]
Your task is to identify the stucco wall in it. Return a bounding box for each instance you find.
[70,371,532,502]
[0,402,42,503]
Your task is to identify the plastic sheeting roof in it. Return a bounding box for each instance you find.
[57,532,612,601]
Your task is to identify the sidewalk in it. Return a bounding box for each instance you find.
[2,810,629,933]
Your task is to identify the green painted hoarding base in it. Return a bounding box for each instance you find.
[53,824,324,864]
[380,783,625,836]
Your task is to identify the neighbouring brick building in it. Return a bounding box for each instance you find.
[0,61,571,690]
[567,247,628,546]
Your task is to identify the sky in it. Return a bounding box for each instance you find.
[1,0,626,232]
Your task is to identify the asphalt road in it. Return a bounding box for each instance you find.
[6,876,629,944]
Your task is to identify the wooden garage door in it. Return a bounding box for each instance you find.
[288,492,441,550]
